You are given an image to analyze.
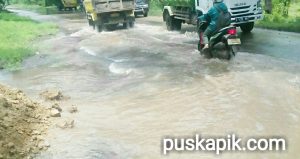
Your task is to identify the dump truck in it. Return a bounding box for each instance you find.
[84,0,135,32]
[54,0,78,11]
[161,0,263,33]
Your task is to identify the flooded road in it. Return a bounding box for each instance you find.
[1,9,300,159]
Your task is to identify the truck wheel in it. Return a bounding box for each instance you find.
[165,12,174,31]
[174,19,182,31]
[143,12,148,17]
[88,19,93,26]
[106,24,118,31]
[240,22,254,33]
[129,21,134,28]
[123,22,129,29]
[96,24,103,32]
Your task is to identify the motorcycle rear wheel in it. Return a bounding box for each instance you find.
[225,45,234,60]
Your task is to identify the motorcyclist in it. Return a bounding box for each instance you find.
[198,0,230,50]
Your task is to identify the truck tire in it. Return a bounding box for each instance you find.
[173,19,182,31]
[240,22,254,33]
[165,12,174,31]
[143,12,148,17]
[96,24,103,32]
[129,21,134,28]
[88,19,93,26]
[106,24,118,31]
[123,22,129,29]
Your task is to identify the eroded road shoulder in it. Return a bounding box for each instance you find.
[0,85,51,159]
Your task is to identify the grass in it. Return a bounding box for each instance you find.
[256,1,300,32]
[12,4,59,14]
[0,11,58,69]
[149,0,163,16]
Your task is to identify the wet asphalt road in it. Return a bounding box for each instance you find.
[138,16,300,62]
[1,9,300,159]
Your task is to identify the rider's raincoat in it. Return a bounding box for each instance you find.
[198,2,229,45]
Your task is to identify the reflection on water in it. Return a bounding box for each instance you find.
[1,11,300,159]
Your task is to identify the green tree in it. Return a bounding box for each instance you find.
[265,0,272,13]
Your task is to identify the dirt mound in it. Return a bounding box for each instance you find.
[0,84,50,159]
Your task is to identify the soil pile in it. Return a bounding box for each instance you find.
[0,84,50,159]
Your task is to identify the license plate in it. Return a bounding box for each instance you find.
[110,13,120,17]
[228,38,241,45]
[236,17,249,22]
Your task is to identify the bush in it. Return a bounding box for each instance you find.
[10,0,60,6]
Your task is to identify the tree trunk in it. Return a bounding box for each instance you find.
[265,0,272,14]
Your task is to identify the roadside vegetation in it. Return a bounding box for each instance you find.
[12,4,58,14]
[256,0,300,32]
[149,0,163,16]
[9,0,62,14]
[0,11,57,69]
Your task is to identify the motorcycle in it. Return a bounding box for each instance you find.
[198,21,241,60]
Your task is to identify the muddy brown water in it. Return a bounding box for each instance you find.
[1,9,300,159]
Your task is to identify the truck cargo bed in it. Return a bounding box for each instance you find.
[93,0,134,13]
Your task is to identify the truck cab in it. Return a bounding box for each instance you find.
[162,0,263,33]
[196,0,263,32]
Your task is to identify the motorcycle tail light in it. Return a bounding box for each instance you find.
[227,28,237,35]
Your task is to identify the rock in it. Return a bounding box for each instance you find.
[7,142,14,149]
[40,90,63,101]
[17,130,24,134]
[56,119,75,129]
[9,149,16,155]
[50,108,61,117]
[26,102,36,109]
[67,119,75,128]
[0,96,10,108]
[12,100,20,104]
[32,130,41,135]
[51,103,62,112]
[56,121,67,129]
[68,105,78,113]
[44,141,50,147]
[36,136,44,142]
[37,141,50,150]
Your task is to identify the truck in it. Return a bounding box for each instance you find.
[84,0,135,32]
[53,0,78,11]
[134,0,149,17]
[161,0,263,33]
